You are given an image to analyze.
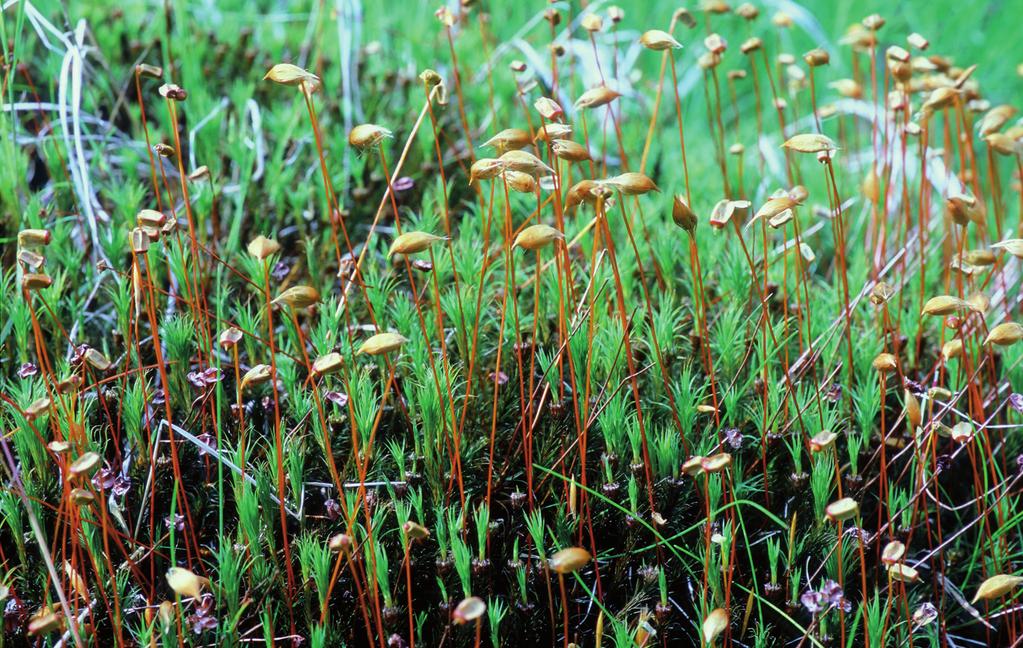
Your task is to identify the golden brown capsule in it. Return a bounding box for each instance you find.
[481,128,532,153]
[247,235,281,260]
[550,139,591,162]
[640,30,682,51]
[973,575,1023,604]
[500,150,554,177]
[359,332,408,356]
[513,224,564,250]
[575,86,621,110]
[469,158,506,184]
[264,63,319,92]
[272,286,320,309]
[702,608,729,646]
[348,123,392,150]
[312,352,344,376]
[166,566,208,599]
[18,229,52,247]
[389,231,447,257]
[549,547,592,574]
[603,172,659,195]
[672,195,697,232]
[783,133,838,153]
[872,353,898,372]
[985,322,1023,346]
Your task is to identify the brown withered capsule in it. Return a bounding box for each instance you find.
[803,48,830,67]
[672,195,697,232]
[22,273,52,291]
[158,83,187,100]
[672,8,696,28]
[136,63,163,78]
[153,143,175,157]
